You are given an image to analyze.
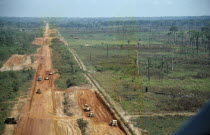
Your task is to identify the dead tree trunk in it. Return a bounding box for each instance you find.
[171,54,175,71]
[136,50,140,75]
[147,58,151,81]
[89,51,92,61]
[209,40,210,62]
[106,44,109,57]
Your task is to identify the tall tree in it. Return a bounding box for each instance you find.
[178,31,185,45]
[169,27,178,45]
[201,26,210,61]
[127,39,130,57]
[191,31,201,54]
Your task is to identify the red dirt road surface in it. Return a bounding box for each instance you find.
[12,23,126,135]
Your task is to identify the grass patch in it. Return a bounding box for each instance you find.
[53,18,210,135]
[60,29,210,114]
[131,115,191,135]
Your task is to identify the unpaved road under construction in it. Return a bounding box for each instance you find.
[12,23,125,135]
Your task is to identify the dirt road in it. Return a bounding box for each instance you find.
[13,23,57,135]
[11,23,126,135]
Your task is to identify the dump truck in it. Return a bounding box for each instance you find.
[110,120,118,126]
[36,89,41,94]
[4,117,17,124]
[88,111,94,117]
[45,75,49,80]
[84,104,91,112]
[38,77,42,81]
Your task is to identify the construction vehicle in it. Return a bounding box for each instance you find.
[45,75,49,80]
[49,72,53,75]
[84,104,91,112]
[37,77,42,81]
[4,117,17,124]
[36,89,41,94]
[88,111,94,117]
[110,120,118,126]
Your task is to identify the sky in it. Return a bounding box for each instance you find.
[0,0,210,17]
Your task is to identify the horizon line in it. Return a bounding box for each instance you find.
[0,15,210,18]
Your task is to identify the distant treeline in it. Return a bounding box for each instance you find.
[48,16,210,29]
[0,17,45,29]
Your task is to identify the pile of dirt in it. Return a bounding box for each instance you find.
[0,55,37,71]
[63,91,82,117]
[84,44,92,46]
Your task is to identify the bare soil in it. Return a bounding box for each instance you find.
[4,24,126,135]
[0,54,38,71]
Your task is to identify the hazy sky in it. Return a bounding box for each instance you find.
[0,0,209,17]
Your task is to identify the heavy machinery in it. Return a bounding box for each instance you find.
[4,117,17,124]
[84,104,91,112]
[49,72,53,75]
[45,75,49,80]
[37,77,42,81]
[110,120,118,126]
[36,89,41,94]
[88,111,94,117]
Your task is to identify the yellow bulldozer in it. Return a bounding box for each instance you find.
[45,75,49,80]
[110,120,118,126]
[49,72,53,75]
[36,89,41,94]
[88,111,94,117]
[84,104,91,112]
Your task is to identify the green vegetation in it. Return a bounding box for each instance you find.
[0,17,43,134]
[55,17,210,134]
[77,118,88,135]
[63,44,210,113]
[62,93,73,116]
[0,18,43,67]
[0,70,34,134]
[0,70,34,101]
[51,38,87,89]
[57,17,210,114]
[131,115,191,135]
[0,103,13,134]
